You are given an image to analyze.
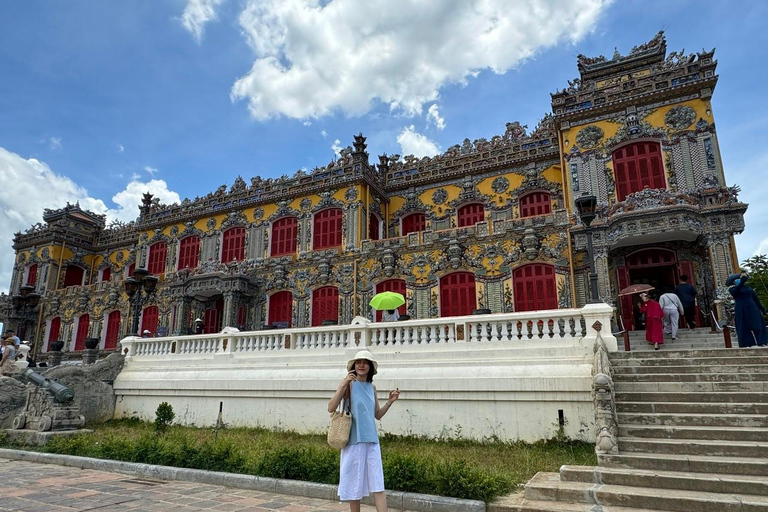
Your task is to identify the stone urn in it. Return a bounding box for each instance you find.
[84,337,100,350]
[50,340,65,352]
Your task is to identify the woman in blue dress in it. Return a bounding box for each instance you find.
[328,350,400,512]
[727,273,768,347]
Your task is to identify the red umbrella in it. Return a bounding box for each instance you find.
[618,284,655,297]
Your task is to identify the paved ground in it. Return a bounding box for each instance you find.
[0,458,413,512]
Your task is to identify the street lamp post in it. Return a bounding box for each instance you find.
[574,193,600,304]
[12,285,41,342]
[124,268,158,337]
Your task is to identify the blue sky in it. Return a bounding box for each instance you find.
[1,0,767,293]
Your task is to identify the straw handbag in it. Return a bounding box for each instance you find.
[327,390,352,450]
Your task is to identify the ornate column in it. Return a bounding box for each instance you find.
[175,297,192,334]
[222,291,235,328]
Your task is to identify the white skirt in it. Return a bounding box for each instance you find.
[338,442,385,501]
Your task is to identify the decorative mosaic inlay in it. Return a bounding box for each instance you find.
[575,125,604,149]
[491,176,509,194]
[664,106,696,130]
[432,188,448,205]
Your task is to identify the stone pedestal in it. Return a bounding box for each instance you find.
[82,349,99,365]
[48,352,63,367]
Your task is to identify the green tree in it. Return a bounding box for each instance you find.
[740,255,768,312]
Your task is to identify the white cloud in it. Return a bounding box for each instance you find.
[396,126,440,158]
[49,137,62,149]
[0,147,180,293]
[321,129,328,138]
[144,165,159,176]
[331,139,342,157]
[303,121,312,126]
[426,104,446,130]
[117,143,125,152]
[230,0,609,120]
[181,0,226,42]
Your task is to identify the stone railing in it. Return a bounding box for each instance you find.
[120,303,617,359]
[592,329,619,455]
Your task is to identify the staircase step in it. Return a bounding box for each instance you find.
[560,465,768,498]
[618,437,768,457]
[599,452,768,476]
[616,391,768,403]
[619,424,768,441]
[610,355,768,367]
[489,491,656,512]
[525,472,768,512]
[612,372,768,382]
[612,364,768,374]
[618,411,768,427]
[610,348,761,360]
[615,381,767,392]
[617,401,768,414]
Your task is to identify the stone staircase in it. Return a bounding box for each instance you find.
[491,331,768,512]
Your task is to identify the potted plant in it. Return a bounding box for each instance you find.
[84,337,100,350]
[49,340,64,352]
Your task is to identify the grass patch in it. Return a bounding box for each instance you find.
[5,419,596,503]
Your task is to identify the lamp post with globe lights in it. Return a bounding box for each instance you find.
[123,268,158,337]
[574,193,600,304]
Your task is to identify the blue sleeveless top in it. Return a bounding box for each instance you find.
[348,381,379,444]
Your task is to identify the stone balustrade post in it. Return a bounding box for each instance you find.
[580,303,618,351]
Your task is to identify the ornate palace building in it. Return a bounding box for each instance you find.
[0,32,747,355]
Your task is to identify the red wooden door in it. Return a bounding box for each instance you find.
[26,264,37,286]
[368,214,380,241]
[74,314,90,351]
[519,192,552,218]
[104,310,121,350]
[63,265,84,287]
[141,306,159,335]
[178,236,200,269]
[513,264,558,312]
[271,217,298,256]
[458,204,485,227]
[613,141,665,201]
[616,265,634,331]
[402,213,425,235]
[313,209,343,250]
[439,272,476,317]
[47,317,61,351]
[203,298,224,333]
[375,279,407,321]
[222,227,245,263]
[148,242,167,274]
[269,291,293,327]
[312,286,339,326]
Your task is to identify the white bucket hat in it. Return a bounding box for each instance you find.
[346,350,378,375]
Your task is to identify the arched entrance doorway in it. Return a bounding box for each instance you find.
[617,248,677,331]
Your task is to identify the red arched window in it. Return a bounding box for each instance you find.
[458,204,485,228]
[268,291,293,327]
[178,236,200,270]
[47,317,61,350]
[75,313,90,351]
[368,214,381,241]
[313,208,343,250]
[222,227,245,263]
[104,310,121,350]
[613,141,665,201]
[141,306,159,335]
[513,264,558,312]
[402,212,425,236]
[271,217,298,257]
[439,272,476,317]
[63,265,84,288]
[519,192,552,218]
[375,279,406,321]
[312,286,339,326]
[26,264,38,286]
[148,242,167,275]
[101,267,111,282]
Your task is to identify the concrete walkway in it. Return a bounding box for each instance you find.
[0,458,416,512]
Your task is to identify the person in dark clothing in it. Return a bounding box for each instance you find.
[727,273,768,347]
[675,275,698,329]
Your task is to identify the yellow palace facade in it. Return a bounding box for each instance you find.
[0,32,746,355]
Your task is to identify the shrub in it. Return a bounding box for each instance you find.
[381,453,433,493]
[154,402,175,432]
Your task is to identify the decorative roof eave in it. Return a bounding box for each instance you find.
[383,147,561,193]
[42,202,106,228]
[552,76,718,125]
[137,173,385,230]
[577,31,667,80]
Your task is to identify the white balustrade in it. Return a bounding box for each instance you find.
[120,304,617,359]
